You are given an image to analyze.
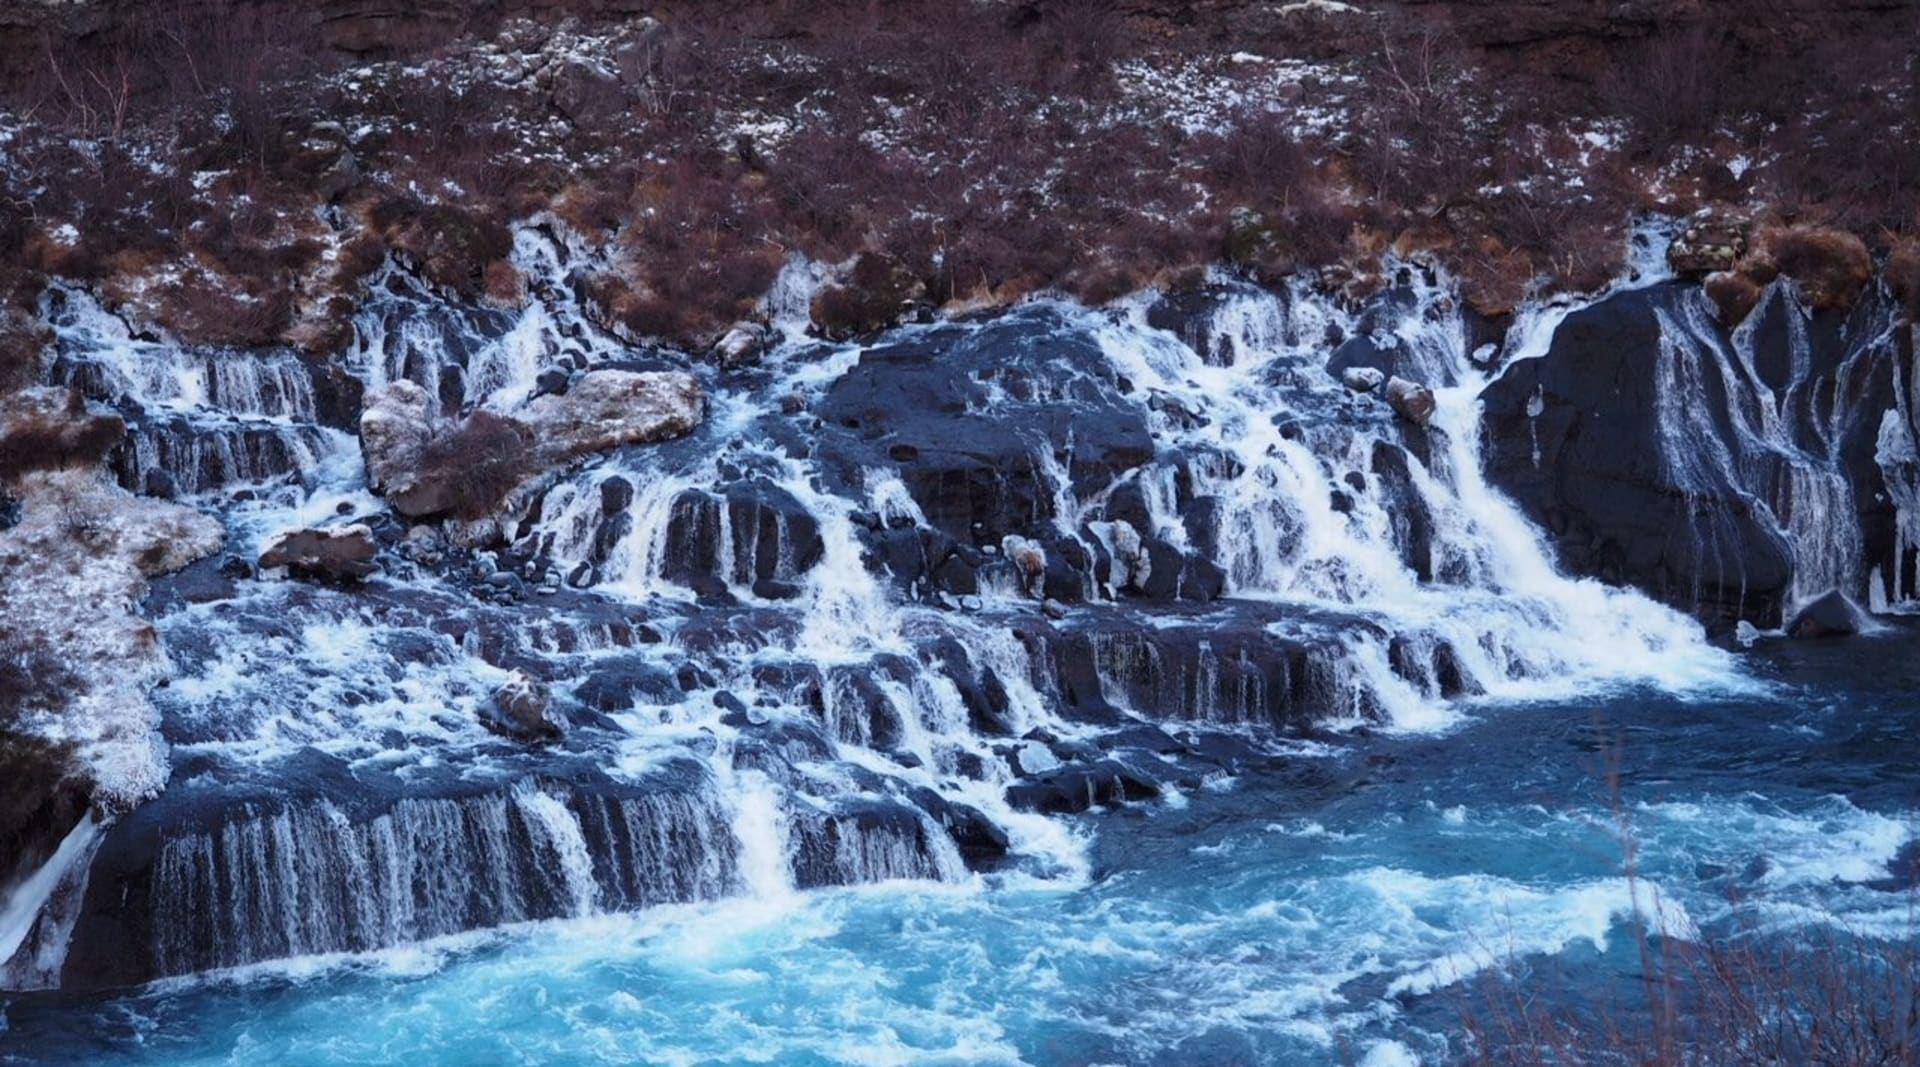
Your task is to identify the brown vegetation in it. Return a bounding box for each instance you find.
[0,391,126,483]
[0,0,1913,355]
[418,410,534,521]
[1757,226,1876,312]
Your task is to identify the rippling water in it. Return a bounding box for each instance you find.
[6,628,1915,1066]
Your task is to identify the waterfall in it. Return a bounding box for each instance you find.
[0,814,103,990]
[22,224,1837,994]
[1649,288,1880,610]
[136,783,749,981]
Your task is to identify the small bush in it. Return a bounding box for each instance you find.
[1762,226,1874,310]
[0,400,126,482]
[1889,241,1920,319]
[0,319,50,392]
[418,410,532,521]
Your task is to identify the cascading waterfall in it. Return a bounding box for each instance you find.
[40,284,350,499]
[1650,287,1883,610]
[16,222,1848,995]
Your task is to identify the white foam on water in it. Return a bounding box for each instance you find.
[511,787,600,917]
[1360,1039,1422,1067]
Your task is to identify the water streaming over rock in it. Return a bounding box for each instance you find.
[12,223,1917,994]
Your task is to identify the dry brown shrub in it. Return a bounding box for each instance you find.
[418,410,533,522]
[0,402,126,482]
[1761,226,1874,311]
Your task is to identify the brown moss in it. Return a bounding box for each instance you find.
[0,318,51,392]
[371,198,514,298]
[0,635,92,886]
[483,260,527,307]
[809,253,926,340]
[1759,225,1873,310]
[144,275,295,348]
[1888,240,1920,320]
[1705,270,1765,327]
[0,400,127,482]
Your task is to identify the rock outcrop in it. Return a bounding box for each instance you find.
[258,525,379,581]
[358,381,447,517]
[1787,590,1859,639]
[1383,376,1436,426]
[1667,215,1747,275]
[0,468,222,811]
[484,670,562,741]
[521,369,702,460]
[1480,281,1899,629]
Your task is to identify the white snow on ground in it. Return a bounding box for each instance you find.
[0,443,223,807]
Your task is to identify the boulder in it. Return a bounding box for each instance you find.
[1383,376,1436,426]
[1786,590,1859,639]
[1003,535,1047,597]
[1341,366,1385,393]
[1704,270,1764,327]
[258,524,379,581]
[549,57,627,126]
[485,670,562,741]
[713,321,768,370]
[358,380,450,517]
[1005,760,1162,814]
[521,369,702,460]
[1667,216,1748,275]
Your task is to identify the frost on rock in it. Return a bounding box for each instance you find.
[0,469,223,809]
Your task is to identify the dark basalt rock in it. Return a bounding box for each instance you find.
[661,479,824,590]
[1476,283,1904,628]
[1005,760,1163,814]
[1787,590,1859,639]
[813,312,1154,546]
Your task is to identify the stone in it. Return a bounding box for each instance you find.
[535,368,571,397]
[549,57,627,126]
[1341,366,1385,393]
[142,469,178,500]
[1042,597,1069,620]
[1787,590,1859,639]
[713,321,768,370]
[1003,535,1047,597]
[257,524,378,581]
[1383,376,1436,426]
[485,670,562,741]
[521,369,702,461]
[1667,216,1748,275]
[358,380,450,517]
[600,475,634,514]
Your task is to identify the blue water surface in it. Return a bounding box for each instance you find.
[5,629,1918,1067]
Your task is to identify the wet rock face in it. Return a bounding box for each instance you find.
[1481,286,1792,627]
[1480,282,1899,629]
[815,313,1153,545]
